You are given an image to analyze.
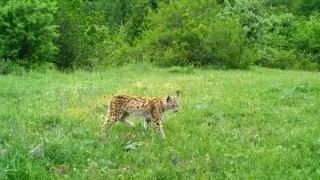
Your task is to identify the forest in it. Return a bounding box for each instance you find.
[0,0,320,73]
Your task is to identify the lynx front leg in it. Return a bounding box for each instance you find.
[144,117,151,130]
[151,116,165,138]
[119,113,135,127]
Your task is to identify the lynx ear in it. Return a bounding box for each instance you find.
[166,96,171,102]
[176,90,180,98]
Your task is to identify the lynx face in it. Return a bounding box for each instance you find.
[165,96,179,113]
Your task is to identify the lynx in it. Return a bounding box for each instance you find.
[101,91,180,138]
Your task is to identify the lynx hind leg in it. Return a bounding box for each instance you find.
[100,111,122,137]
[144,117,151,130]
[156,121,165,138]
[119,113,135,127]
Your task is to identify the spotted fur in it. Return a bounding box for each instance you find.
[101,91,180,138]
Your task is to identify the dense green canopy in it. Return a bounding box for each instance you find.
[0,0,319,73]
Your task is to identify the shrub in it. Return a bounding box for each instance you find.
[294,57,319,71]
[202,18,256,69]
[54,0,110,70]
[136,1,255,69]
[0,0,58,68]
[0,59,11,75]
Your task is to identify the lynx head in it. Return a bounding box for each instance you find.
[165,90,180,112]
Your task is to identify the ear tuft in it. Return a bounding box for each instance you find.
[176,90,180,97]
[166,96,171,102]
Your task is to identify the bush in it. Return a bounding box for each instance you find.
[136,1,255,69]
[0,59,11,75]
[274,49,297,70]
[0,0,58,67]
[258,48,298,70]
[55,0,110,70]
[168,65,195,74]
[294,57,319,71]
[293,13,320,66]
[250,10,320,71]
[202,18,256,69]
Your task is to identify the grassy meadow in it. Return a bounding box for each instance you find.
[0,65,319,179]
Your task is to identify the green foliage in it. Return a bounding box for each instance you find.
[220,1,319,70]
[293,13,320,63]
[256,13,319,70]
[0,0,58,69]
[0,59,12,75]
[202,18,256,69]
[55,0,110,70]
[90,0,153,42]
[220,0,270,42]
[102,26,143,67]
[293,0,320,17]
[124,2,150,44]
[1,0,320,72]
[135,0,255,68]
[274,50,298,70]
[256,13,296,69]
[168,65,195,74]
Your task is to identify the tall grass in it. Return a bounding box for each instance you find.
[0,66,319,179]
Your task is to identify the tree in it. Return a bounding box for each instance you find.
[293,0,320,17]
[292,13,320,69]
[219,0,270,42]
[135,0,255,68]
[54,0,110,70]
[0,0,58,69]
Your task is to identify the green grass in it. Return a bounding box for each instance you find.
[0,65,319,179]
